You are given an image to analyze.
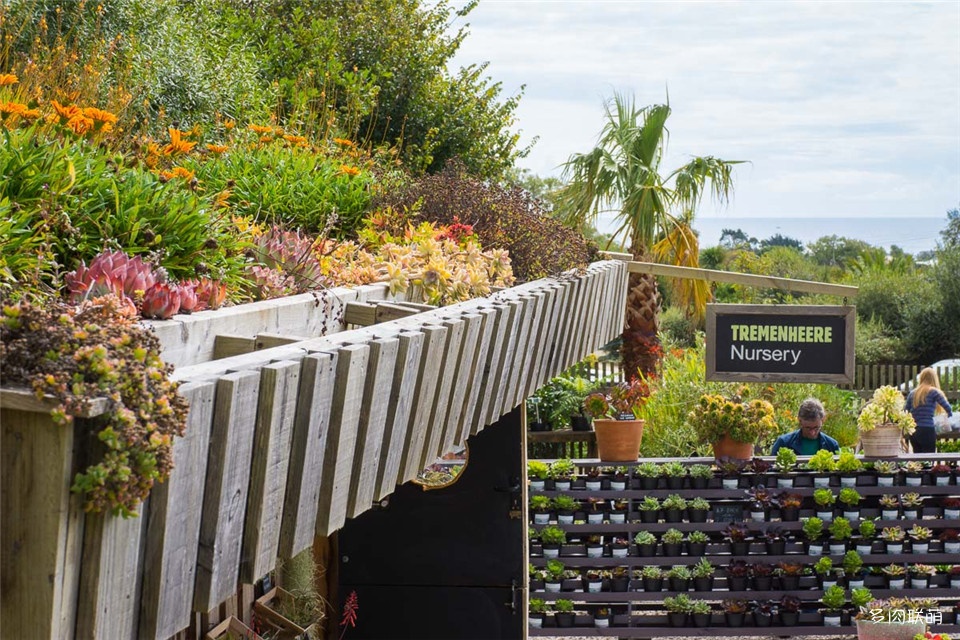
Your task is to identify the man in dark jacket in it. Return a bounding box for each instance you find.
[770,398,840,456]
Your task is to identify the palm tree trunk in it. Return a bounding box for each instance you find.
[620,271,661,381]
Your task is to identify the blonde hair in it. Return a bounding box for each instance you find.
[914,367,942,406]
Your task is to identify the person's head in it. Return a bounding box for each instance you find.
[915,367,941,405]
[797,398,825,438]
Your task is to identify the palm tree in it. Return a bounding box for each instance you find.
[555,93,741,380]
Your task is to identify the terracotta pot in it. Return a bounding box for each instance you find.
[711,435,754,460]
[594,419,644,462]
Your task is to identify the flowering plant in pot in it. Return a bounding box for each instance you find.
[583,377,650,462]
[907,524,933,554]
[880,526,906,554]
[689,393,777,459]
[872,459,899,486]
[857,386,916,457]
[909,563,937,589]
[901,492,923,519]
[881,563,907,589]
[778,492,802,521]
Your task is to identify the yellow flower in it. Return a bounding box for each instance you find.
[223,119,235,130]
[248,123,273,134]
[0,74,18,87]
[338,164,361,176]
[162,128,197,155]
[0,101,27,120]
[333,137,356,147]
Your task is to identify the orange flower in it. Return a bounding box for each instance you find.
[333,137,356,147]
[50,99,81,124]
[159,166,196,181]
[283,134,307,146]
[0,74,18,87]
[248,123,272,134]
[162,128,196,155]
[82,106,117,132]
[338,165,361,176]
[258,135,273,143]
[205,143,228,154]
[0,101,27,120]
[223,119,235,130]
[66,114,94,136]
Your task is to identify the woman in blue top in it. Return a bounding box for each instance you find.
[906,367,953,453]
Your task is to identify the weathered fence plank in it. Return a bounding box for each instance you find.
[279,352,337,558]
[439,313,482,456]
[399,325,447,483]
[194,370,261,612]
[376,331,425,499]
[420,318,465,467]
[139,381,216,640]
[455,307,496,446]
[240,361,301,583]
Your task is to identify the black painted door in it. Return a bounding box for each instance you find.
[337,407,524,640]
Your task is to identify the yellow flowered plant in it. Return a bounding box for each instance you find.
[857,385,916,435]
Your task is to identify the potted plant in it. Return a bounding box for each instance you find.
[835,450,863,486]
[820,584,846,626]
[843,550,865,588]
[857,386,916,457]
[636,461,660,489]
[610,565,630,592]
[776,562,804,591]
[802,516,825,556]
[849,586,873,617]
[531,495,552,525]
[724,522,751,556]
[593,606,611,629]
[663,594,692,627]
[661,527,685,556]
[752,599,776,628]
[763,526,787,555]
[687,530,710,557]
[749,457,773,486]
[689,463,713,489]
[582,378,650,462]
[879,494,900,520]
[528,460,549,491]
[585,534,604,558]
[807,449,837,487]
[931,462,954,486]
[881,563,907,589]
[908,525,933,554]
[873,460,899,487]
[661,494,688,523]
[838,487,862,520]
[609,535,630,558]
[633,530,657,557]
[691,557,715,591]
[751,562,774,591]
[909,563,937,589]
[828,517,852,555]
[855,597,926,640]
[775,447,798,487]
[856,520,876,555]
[689,393,778,460]
[690,599,712,628]
[901,460,926,487]
[582,568,605,593]
[812,488,836,522]
[529,563,545,591]
[637,496,660,523]
[666,565,692,592]
[544,559,565,592]
[722,599,748,627]
[584,497,606,525]
[553,494,578,525]
[540,525,567,558]
[553,598,575,628]
[814,557,836,589]
[688,497,710,523]
[529,598,546,628]
[640,565,664,592]
[949,565,960,590]
[527,395,549,433]
[204,617,259,640]
[940,528,960,554]
[778,595,801,626]
[901,492,923,520]
[778,492,802,522]
[726,559,750,592]
[609,466,629,491]
[661,461,687,489]
[746,485,775,522]
[549,458,576,491]
[583,466,603,491]
[880,526,906,554]
[944,497,960,520]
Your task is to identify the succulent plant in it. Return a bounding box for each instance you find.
[141,282,182,319]
[65,250,160,303]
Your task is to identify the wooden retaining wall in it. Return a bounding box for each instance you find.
[0,260,628,640]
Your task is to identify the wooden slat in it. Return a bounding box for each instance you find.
[374,302,421,323]
[343,302,377,327]
[575,270,600,365]
[420,317,465,467]
[0,386,109,416]
[1,409,84,640]
[76,506,147,640]
[501,296,535,415]
[347,337,399,518]
[559,275,586,371]
[521,288,554,400]
[255,333,309,349]
[399,325,447,483]
[316,344,369,536]
[139,381,216,640]
[376,331,425,499]
[438,313,482,455]
[391,301,437,312]
[626,260,859,297]
[471,304,511,436]
[482,302,519,429]
[212,335,257,360]
[194,370,261,612]
[240,360,301,583]
[531,285,562,393]
[547,279,575,379]
[279,352,337,558]
[511,293,545,411]
[456,307,497,445]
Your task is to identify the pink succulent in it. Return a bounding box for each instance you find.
[177,283,199,313]
[192,278,226,310]
[140,282,182,319]
[65,251,158,302]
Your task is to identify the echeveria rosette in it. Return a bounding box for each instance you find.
[857,385,916,435]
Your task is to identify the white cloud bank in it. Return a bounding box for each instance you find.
[449,0,960,218]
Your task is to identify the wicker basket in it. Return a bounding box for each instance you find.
[859,423,905,457]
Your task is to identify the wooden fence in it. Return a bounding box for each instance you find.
[1,260,629,640]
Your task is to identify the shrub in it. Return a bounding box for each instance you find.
[659,305,697,348]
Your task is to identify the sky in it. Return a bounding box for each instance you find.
[448,0,960,220]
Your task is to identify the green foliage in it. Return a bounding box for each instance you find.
[821,585,846,611]
[855,316,907,364]
[377,160,593,282]
[0,196,50,300]
[659,305,698,348]
[0,297,189,517]
[689,393,777,445]
[775,448,798,472]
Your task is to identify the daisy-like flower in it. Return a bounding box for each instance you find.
[248,123,272,134]
[162,128,196,155]
[0,101,27,121]
[66,114,94,136]
[82,106,117,131]
[205,143,228,154]
[333,137,356,147]
[338,165,360,176]
[0,74,18,87]
[50,99,81,124]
